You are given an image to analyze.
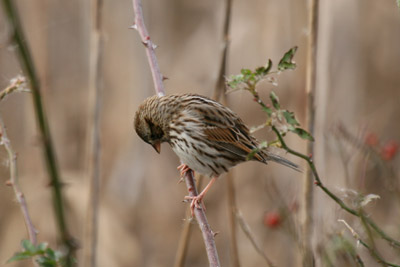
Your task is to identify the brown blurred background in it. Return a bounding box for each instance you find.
[1,0,400,266]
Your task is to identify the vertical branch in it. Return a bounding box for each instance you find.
[131,0,165,97]
[84,0,104,266]
[131,1,220,266]
[0,114,37,245]
[1,1,76,265]
[302,0,319,266]
[174,176,204,267]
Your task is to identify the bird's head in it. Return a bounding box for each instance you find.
[134,97,168,153]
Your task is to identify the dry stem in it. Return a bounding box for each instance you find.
[83,0,104,266]
[302,0,320,265]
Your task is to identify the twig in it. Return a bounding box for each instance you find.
[271,124,400,248]
[184,171,220,267]
[302,0,319,265]
[236,211,275,267]
[0,115,37,245]
[131,1,220,265]
[1,0,76,264]
[83,0,104,266]
[339,220,400,267]
[0,75,29,101]
[131,0,165,97]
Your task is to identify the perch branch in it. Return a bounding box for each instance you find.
[1,0,76,264]
[131,0,165,96]
[0,113,37,245]
[131,1,220,265]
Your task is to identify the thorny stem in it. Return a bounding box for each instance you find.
[340,220,400,267]
[249,90,400,250]
[131,0,220,265]
[0,115,37,245]
[1,0,76,264]
[131,0,165,97]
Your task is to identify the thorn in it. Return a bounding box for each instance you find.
[129,24,137,30]
[5,180,12,186]
[162,76,169,81]
[212,230,219,237]
[177,177,184,184]
[308,153,313,159]
[145,36,150,41]
[314,181,321,186]
[141,41,148,47]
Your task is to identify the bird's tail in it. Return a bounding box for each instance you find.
[265,152,301,172]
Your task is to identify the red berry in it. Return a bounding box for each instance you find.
[365,133,379,146]
[264,211,281,228]
[381,140,399,161]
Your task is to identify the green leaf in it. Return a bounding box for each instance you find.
[45,248,56,260]
[282,110,300,126]
[37,242,48,253]
[22,239,37,253]
[269,91,280,109]
[261,104,272,116]
[397,0,400,8]
[255,59,272,76]
[291,127,314,141]
[241,69,252,75]
[7,251,33,263]
[278,46,298,71]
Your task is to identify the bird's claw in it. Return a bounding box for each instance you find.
[184,195,206,216]
[177,163,193,177]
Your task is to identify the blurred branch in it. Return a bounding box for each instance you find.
[212,0,240,266]
[83,0,104,266]
[302,0,319,265]
[236,211,275,267]
[339,220,400,267]
[1,0,76,265]
[0,113,37,245]
[131,1,220,265]
[131,0,165,97]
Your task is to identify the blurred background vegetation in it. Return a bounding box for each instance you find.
[0,0,400,266]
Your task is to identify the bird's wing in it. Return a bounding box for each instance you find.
[189,105,264,162]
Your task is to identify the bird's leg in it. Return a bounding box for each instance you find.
[184,177,218,216]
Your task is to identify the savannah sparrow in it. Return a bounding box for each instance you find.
[134,94,298,214]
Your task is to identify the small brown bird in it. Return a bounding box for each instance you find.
[134,94,298,214]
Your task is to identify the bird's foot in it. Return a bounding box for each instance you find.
[184,194,206,217]
[177,163,193,177]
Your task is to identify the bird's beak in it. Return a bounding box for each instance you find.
[152,142,161,154]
